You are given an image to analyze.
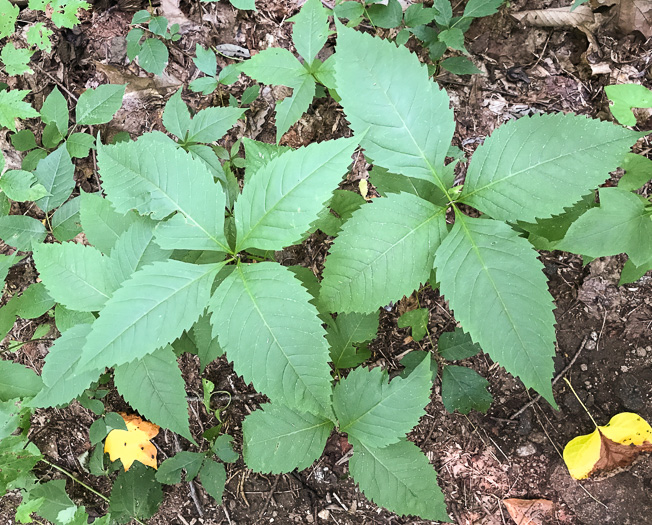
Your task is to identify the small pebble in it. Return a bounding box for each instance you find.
[516,443,537,457]
[580,363,588,371]
[637,348,647,358]
[318,510,330,520]
[621,366,629,373]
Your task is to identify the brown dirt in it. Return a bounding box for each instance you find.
[1,0,652,524]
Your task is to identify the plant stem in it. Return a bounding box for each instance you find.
[40,459,147,525]
[563,377,599,429]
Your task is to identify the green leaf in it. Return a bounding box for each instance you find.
[41,87,69,136]
[54,304,95,333]
[10,129,37,151]
[369,166,448,205]
[432,0,453,25]
[0,215,47,251]
[110,221,172,285]
[619,256,652,285]
[239,48,306,87]
[327,311,378,369]
[229,0,255,9]
[441,56,482,75]
[131,9,150,23]
[397,308,428,342]
[459,113,641,222]
[126,28,143,59]
[156,451,205,484]
[366,0,403,28]
[242,138,290,182]
[619,153,652,191]
[334,25,454,188]
[403,4,437,26]
[334,355,432,448]
[241,84,259,105]
[33,242,115,312]
[80,191,142,254]
[243,403,333,473]
[49,0,90,28]
[162,89,191,140]
[313,189,366,237]
[30,324,101,408]
[189,76,218,95]
[190,313,223,372]
[26,22,54,52]
[114,345,194,442]
[210,263,333,415]
[274,72,315,141]
[66,132,95,158]
[198,459,226,503]
[349,438,449,522]
[78,260,221,372]
[193,44,217,76]
[559,187,652,267]
[109,462,163,524]
[212,434,239,463]
[76,84,126,125]
[0,170,49,201]
[605,83,652,126]
[0,0,19,39]
[0,89,38,132]
[438,327,481,360]
[148,16,168,38]
[22,148,48,171]
[235,136,357,251]
[290,0,329,64]
[434,214,557,404]
[1,43,33,75]
[11,282,54,319]
[42,121,63,149]
[137,38,169,75]
[463,0,503,18]
[517,192,596,250]
[0,360,43,401]
[0,436,41,493]
[186,106,244,144]
[441,365,492,414]
[0,398,24,439]
[98,139,230,252]
[334,1,364,22]
[321,192,447,313]
[438,28,466,52]
[33,144,75,212]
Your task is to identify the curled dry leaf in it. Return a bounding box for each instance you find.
[563,412,652,479]
[104,413,160,471]
[511,5,597,28]
[617,0,652,37]
[503,498,554,525]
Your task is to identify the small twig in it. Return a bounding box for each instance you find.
[32,65,78,101]
[509,336,589,420]
[257,475,280,518]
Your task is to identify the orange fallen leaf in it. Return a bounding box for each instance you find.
[503,498,554,525]
[563,412,652,479]
[104,413,160,471]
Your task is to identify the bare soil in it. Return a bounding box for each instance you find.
[1,0,652,524]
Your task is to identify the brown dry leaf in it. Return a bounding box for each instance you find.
[511,6,596,28]
[104,413,160,471]
[503,498,555,525]
[617,0,652,37]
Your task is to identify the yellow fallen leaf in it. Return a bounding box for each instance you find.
[104,413,160,471]
[563,412,652,479]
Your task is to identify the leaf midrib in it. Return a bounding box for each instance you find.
[237,265,328,413]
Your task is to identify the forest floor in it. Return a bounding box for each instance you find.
[1,0,652,524]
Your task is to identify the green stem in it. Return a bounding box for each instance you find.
[563,378,599,429]
[40,459,147,525]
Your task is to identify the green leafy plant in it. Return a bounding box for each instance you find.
[239,0,336,141]
[334,0,503,75]
[2,6,650,524]
[126,10,181,75]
